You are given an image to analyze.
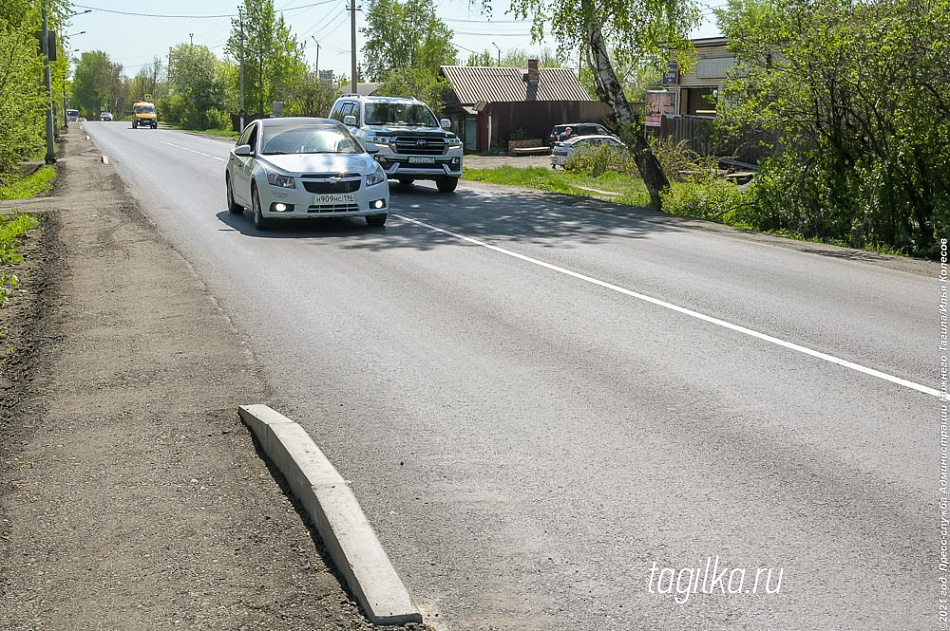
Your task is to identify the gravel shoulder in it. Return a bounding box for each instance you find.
[0,129,429,630]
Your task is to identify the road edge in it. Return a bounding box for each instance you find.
[237,404,423,626]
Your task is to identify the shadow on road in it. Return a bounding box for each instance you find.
[214,180,685,251]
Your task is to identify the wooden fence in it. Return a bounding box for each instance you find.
[650,115,778,166]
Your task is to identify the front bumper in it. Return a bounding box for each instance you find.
[372,149,463,179]
[258,180,389,219]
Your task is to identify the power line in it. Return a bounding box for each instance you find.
[72,0,338,19]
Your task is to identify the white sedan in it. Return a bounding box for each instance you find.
[225,117,390,230]
[550,134,629,168]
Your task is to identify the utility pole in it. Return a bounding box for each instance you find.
[311,36,320,75]
[42,4,55,164]
[189,33,194,46]
[350,0,357,94]
[493,42,501,67]
[239,8,245,130]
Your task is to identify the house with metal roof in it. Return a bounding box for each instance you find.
[440,60,613,152]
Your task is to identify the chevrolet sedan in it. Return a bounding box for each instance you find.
[225,117,390,230]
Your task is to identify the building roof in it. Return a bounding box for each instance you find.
[440,66,594,105]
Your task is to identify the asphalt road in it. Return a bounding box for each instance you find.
[82,121,938,631]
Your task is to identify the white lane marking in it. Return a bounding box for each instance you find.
[394,213,943,401]
[160,140,227,162]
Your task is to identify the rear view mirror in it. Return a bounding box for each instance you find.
[343,115,357,126]
[364,141,380,155]
[440,118,451,129]
[233,144,252,157]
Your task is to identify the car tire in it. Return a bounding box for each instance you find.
[398,177,414,186]
[366,213,387,227]
[252,186,270,230]
[226,175,243,214]
[436,177,458,193]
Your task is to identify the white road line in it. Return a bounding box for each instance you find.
[160,140,227,162]
[394,213,943,401]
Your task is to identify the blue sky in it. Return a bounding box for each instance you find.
[66,0,722,79]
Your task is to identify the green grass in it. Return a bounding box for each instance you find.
[0,214,40,306]
[197,128,240,139]
[463,166,651,205]
[0,166,56,201]
[462,165,910,257]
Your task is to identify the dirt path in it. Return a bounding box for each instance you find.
[0,129,428,630]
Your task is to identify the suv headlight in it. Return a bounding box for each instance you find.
[446,137,461,147]
[367,134,391,144]
[265,167,295,189]
[365,164,386,187]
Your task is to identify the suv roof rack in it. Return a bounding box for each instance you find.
[340,93,361,97]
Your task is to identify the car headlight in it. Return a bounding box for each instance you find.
[365,164,386,187]
[446,137,461,147]
[265,168,295,189]
[366,135,391,145]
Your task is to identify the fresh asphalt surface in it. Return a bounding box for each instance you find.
[83,122,936,630]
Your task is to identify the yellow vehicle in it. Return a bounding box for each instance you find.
[132,101,158,129]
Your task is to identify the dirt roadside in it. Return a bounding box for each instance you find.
[0,129,430,630]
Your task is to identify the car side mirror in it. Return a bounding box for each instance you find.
[364,141,380,155]
[440,118,451,129]
[343,115,357,126]
[233,144,252,157]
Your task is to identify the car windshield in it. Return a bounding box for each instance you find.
[364,102,438,127]
[134,104,155,114]
[261,125,362,155]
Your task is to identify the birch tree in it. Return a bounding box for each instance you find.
[500,0,700,208]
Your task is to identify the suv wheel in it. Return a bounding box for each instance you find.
[436,177,458,193]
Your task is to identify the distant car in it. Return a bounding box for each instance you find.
[66,109,79,122]
[78,117,87,122]
[99,112,113,121]
[551,134,629,169]
[225,117,390,230]
[549,123,615,146]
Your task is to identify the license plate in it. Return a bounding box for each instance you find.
[408,157,435,164]
[313,194,355,204]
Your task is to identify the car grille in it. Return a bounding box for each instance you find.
[393,136,446,155]
[307,204,360,213]
[302,179,361,193]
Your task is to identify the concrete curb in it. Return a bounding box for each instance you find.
[238,404,423,626]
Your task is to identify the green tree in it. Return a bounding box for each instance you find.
[0,0,72,174]
[717,0,950,256]
[162,44,226,129]
[0,17,45,175]
[72,51,123,117]
[376,67,452,116]
[361,0,457,81]
[226,0,308,115]
[497,0,700,208]
[125,58,165,106]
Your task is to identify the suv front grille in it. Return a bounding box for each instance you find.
[302,179,361,194]
[393,136,446,155]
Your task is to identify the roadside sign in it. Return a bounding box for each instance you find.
[144,93,152,102]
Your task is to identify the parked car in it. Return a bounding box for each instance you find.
[549,123,615,146]
[99,111,113,121]
[551,134,629,169]
[131,101,158,129]
[329,94,463,192]
[225,117,390,230]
